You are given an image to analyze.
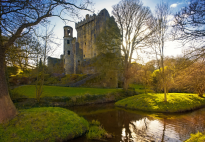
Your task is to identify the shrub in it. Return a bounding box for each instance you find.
[87,120,107,140]
[44,77,59,85]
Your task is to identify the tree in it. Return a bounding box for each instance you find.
[174,58,205,97]
[137,64,153,94]
[0,0,92,123]
[150,2,170,101]
[173,0,205,59]
[112,0,154,90]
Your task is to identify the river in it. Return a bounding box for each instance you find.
[67,103,205,142]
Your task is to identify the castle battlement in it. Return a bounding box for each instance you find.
[75,14,96,29]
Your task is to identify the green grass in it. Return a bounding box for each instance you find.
[115,93,205,112]
[185,131,205,142]
[12,85,119,98]
[0,107,89,142]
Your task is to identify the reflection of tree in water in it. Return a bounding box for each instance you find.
[128,117,155,142]
[159,109,205,141]
[120,114,156,142]
[161,118,166,142]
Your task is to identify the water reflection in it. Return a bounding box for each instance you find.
[67,104,205,142]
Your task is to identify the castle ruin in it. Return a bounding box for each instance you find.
[48,9,119,87]
[63,8,111,74]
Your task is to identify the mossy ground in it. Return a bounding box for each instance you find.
[0,107,89,142]
[185,131,205,142]
[115,93,205,112]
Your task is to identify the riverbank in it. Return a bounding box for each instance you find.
[115,93,205,113]
[0,107,89,142]
[11,85,136,108]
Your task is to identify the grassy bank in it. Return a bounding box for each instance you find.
[12,85,119,98]
[11,85,136,108]
[115,93,205,112]
[185,131,205,142]
[0,107,89,142]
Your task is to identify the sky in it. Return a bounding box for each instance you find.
[48,0,190,61]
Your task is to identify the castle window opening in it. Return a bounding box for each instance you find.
[67,30,70,35]
[84,55,85,57]
[67,50,70,55]
[85,42,86,45]
[78,60,80,65]
[67,40,70,44]
[94,53,96,56]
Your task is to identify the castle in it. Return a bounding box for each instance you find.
[48,9,119,87]
[63,8,112,74]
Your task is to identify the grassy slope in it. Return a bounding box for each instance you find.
[12,85,119,98]
[0,107,89,142]
[115,93,205,112]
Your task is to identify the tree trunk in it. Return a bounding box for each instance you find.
[123,77,129,90]
[0,46,18,123]
[123,62,129,90]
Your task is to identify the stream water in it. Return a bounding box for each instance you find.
[66,103,205,142]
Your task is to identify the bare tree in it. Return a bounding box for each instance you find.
[150,2,170,102]
[0,0,93,123]
[174,57,205,97]
[112,0,154,90]
[35,24,59,102]
[173,0,205,60]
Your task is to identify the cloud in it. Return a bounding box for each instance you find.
[170,3,178,8]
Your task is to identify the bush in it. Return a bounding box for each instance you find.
[87,120,107,140]
[185,131,205,142]
[61,74,86,84]
[44,76,59,85]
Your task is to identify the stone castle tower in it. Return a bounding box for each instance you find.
[63,26,82,74]
[75,9,110,60]
[63,9,111,74]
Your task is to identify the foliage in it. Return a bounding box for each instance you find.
[115,93,205,112]
[130,63,154,93]
[185,131,205,142]
[44,76,59,85]
[6,66,19,76]
[174,60,205,97]
[129,84,153,94]
[0,107,89,142]
[61,74,86,85]
[90,120,101,126]
[151,66,174,93]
